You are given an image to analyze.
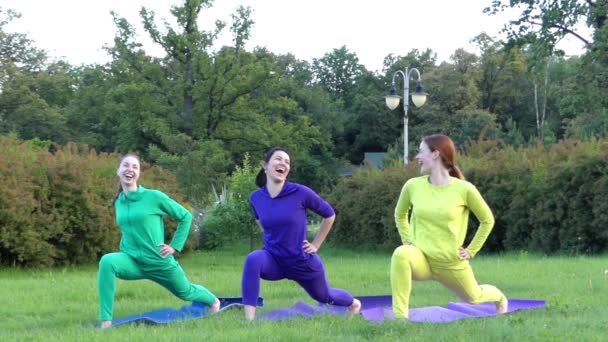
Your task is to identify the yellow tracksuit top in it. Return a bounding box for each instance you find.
[394,176,495,264]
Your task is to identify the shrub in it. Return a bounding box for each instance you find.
[328,138,608,255]
[0,137,192,266]
[199,154,260,250]
[0,140,55,266]
[326,160,417,250]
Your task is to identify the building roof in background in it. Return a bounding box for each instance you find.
[339,152,388,176]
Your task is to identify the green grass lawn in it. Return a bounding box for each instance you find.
[1,246,607,341]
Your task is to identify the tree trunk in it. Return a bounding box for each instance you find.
[183,56,194,131]
[534,81,541,140]
[541,61,549,141]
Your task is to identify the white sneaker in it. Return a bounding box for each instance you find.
[496,297,508,314]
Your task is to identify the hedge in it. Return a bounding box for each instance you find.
[0,137,190,267]
[327,139,608,255]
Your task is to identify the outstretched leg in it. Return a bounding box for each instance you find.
[390,245,432,319]
[433,261,508,314]
[293,254,357,310]
[149,262,218,311]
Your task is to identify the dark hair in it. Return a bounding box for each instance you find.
[255,147,289,188]
[423,134,464,179]
[113,153,141,204]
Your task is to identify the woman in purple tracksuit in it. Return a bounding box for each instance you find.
[241,147,361,320]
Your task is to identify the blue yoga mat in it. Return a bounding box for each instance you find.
[98,296,264,328]
[256,295,546,323]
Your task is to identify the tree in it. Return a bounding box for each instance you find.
[273,53,314,85]
[65,65,120,151]
[484,1,608,141]
[312,45,366,107]
[0,7,74,143]
[452,109,502,147]
[0,7,47,87]
[405,48,482,144]
[343,71,400,162]
[473,33,508,113]
[101,1,268,201]
[382,49,437,76]
[531,56,553,141]
[0,79,68,142]
[484,0,600,55]
[95,0,341,201]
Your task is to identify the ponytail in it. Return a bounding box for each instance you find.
[449,165,465,180]
[255,168,266,188]
[112,182,122,205]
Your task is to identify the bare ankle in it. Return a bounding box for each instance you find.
[349,298,361,314]
[496,298,509,314]
[244,305,256,320]
[209,298,220,314]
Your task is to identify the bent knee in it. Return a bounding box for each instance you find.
[392,245,417,262]
[98,253,118,270]
[244,250,267,270]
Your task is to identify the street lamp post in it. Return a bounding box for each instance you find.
[385,67,428,165]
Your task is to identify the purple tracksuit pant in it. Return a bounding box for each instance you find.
[241,249,354,307]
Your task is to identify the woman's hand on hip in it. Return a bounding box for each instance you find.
[158,243,176,258]
[458,247,471,260]
[303,240,318,254]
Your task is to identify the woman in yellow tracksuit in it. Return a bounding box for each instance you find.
[391,134,508,319]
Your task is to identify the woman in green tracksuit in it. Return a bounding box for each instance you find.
[98,153,219,328]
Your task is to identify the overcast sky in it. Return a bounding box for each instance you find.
[3,0,589,72]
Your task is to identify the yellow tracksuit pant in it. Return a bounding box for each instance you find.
[390,244,506,319]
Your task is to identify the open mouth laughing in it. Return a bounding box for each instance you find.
[123,172,136,181]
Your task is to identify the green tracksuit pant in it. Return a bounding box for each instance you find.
[98,252,216,321]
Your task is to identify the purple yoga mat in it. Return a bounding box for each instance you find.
[257,295,546,323]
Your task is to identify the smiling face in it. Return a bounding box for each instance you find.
[415,141,438,175]
[117,155,140,189]
[264,150,291,184]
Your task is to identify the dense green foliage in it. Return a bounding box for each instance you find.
[329,138,608,255]
[326,160,416,250]
[2,1,607,202]
[0,137,189,267]
[1,0,607,264]
[199,154,260,250]
[463,139,608,254]
[4,136,604,267]
[484,0,602,56]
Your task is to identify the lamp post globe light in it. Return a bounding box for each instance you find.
[385,67,428,165]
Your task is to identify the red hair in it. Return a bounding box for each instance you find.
[423,134,464,179]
